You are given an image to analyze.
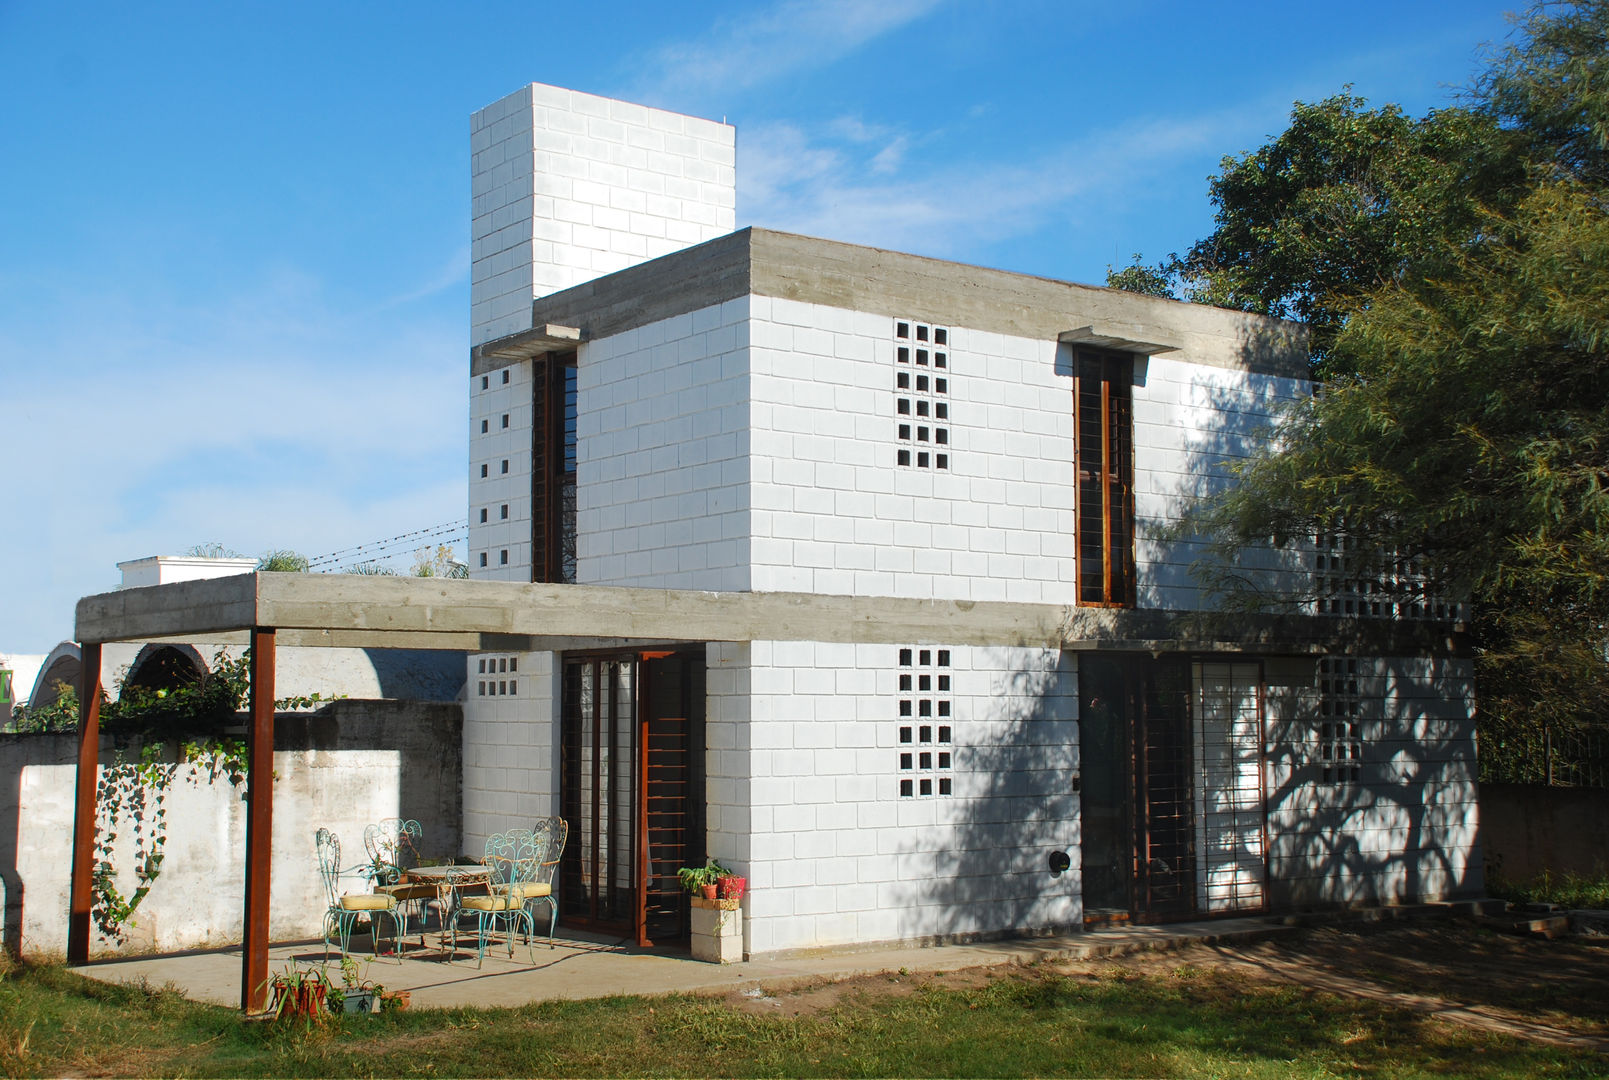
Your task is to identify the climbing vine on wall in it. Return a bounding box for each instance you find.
[91,737,254,940]
[71,648,330,940]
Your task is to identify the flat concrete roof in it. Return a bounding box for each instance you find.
[75,573,1463,657]
[472,228,1309,381]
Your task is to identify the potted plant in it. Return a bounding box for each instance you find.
[329,956,385,1015]
[718,872,747,900]
[266,963,332,1023]
[677,859,731,900]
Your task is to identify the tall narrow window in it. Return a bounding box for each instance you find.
[1074,349,1135,606]
[531,351,579,583]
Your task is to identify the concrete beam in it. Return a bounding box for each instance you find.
[76,574,257,644]
[504,228,1309,381]
[74,573,1466,657]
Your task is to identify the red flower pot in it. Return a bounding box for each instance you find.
[718,875,747,900]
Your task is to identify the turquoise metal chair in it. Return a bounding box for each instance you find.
[316,828,403,963]
[457,830,541,967]
[520,817,568,948]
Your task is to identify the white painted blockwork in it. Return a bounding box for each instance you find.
[576,297,752,591]
[461,651,559,854]
[744,296,1310,606]
[733,641,1079,957]
[470,84,736,345]
[1264,655,1480,905]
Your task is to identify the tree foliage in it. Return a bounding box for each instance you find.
[1139,1,1609,745]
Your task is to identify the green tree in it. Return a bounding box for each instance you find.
[1155,1,1609,759]
[1108,95,1522,375]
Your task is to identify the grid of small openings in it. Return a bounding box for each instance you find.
[1316,657,1363,783]
[1315,531,1465,621]
[475,655,520,698]
[897,647,954,797]
[894,320,950,469]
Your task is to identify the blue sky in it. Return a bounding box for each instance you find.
[0,0,1520,648]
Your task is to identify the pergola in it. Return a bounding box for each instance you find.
[66,571,1419,1012]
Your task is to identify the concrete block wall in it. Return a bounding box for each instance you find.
[471,84,736,345]
[468,360,534,580]
[704,642,753,872]
[732,640,1079,958]
[577,298,752,590]
[1133,356,1311,608]
[743,296,1307,606]
[747,298,1078,602]
[1264,655,1481,906]
[460,651,558,855]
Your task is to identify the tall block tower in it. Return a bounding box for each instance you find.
[468,84,735,582]
[470,83,737,345]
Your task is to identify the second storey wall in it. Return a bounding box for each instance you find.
[745,295,1311,607]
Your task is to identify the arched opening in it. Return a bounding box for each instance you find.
[124,644,207,695]
[29,645,82,711]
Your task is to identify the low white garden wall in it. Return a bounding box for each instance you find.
[0,701,460,960]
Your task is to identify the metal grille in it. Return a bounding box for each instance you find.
[1193,661,1267,914]
[1134,661,1194,920]
[559,657,637,930]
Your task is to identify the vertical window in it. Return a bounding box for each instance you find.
[531,352,578,583]
[1074,349,1135,607]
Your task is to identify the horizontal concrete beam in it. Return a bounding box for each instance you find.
[75,573,1465,657]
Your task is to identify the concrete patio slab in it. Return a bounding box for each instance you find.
[71,917,1294,1012]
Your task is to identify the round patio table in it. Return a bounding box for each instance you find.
[402,864,491,958]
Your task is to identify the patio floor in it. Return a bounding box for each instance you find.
[71,917,1295,1012]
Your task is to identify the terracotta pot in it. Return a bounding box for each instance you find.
[718,875,747,900]
[700,883,718,899]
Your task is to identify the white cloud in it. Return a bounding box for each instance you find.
[0,271,466,647]
[630,0,944,103]
[736,105,1255,260]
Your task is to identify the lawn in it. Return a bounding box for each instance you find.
[0,948,1601,1078]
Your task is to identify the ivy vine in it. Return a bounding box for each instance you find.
[33,646,334,940]
[92,738,251,939]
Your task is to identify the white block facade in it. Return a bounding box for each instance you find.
[471,83,735,346]
[459,85,1481,957]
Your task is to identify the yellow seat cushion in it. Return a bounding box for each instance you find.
[338,893,397,911]
[510,882,552,900]
[459,894,523,912]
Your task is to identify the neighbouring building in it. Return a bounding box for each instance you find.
[453,84,1480,959]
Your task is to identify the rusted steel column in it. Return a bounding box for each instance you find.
[67,642,104,965]
[241,628,276,1014]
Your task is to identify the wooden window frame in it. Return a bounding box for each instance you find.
[531,350,578,583]
[1074,348,1136,607]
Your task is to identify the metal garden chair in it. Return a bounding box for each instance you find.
[363,818,436,945]
[456,829,541,967]
[519,816,567,947]
[315,827,404,963]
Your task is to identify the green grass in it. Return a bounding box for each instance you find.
[0,956,1600,1078]
[1490,869,1609,910]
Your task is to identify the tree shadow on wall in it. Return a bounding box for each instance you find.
[881,656,1083,948]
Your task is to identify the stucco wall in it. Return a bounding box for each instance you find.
[0,700,461,960]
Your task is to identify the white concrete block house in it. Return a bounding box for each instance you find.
[460,84,1480,957]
